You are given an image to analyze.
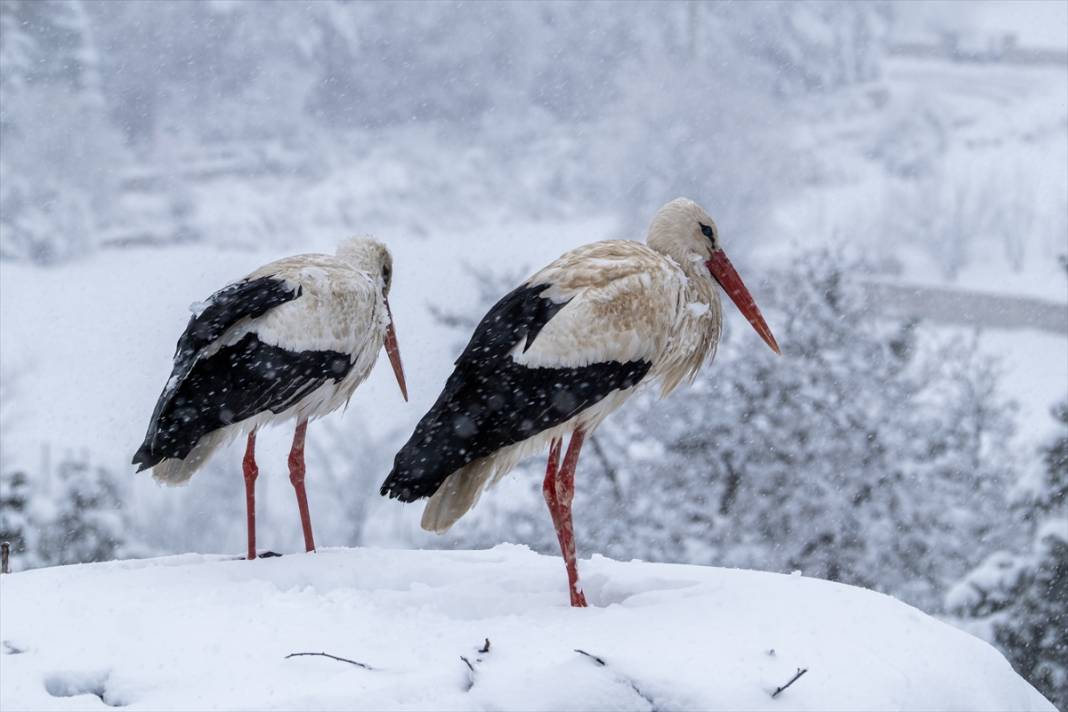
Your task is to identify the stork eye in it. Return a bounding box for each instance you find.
[700,223,714,239]
[382,266,391,284]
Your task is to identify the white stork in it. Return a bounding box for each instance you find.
[134,238,407,560]
[381,198,779,607]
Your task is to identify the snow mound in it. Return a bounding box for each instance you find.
[0,546,1053,711]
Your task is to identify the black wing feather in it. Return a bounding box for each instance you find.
[173,276,302,380]
[380,283,650,502]
[132,277,351,470]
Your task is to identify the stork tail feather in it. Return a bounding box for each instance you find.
[147,429,229,485]
[420,458,497,533]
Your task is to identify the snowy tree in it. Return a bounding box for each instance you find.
[993,531,1068,708]
[36,456,126,566]
[0,0,128,263]
[0,366,35,569]
[949,398,1068,707]
[0,0,100,98]
[0,469,32,565]
[0,1,36,108]
[730,1,893,94]
[610,249,1016,610]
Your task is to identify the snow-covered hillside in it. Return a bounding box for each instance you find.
[0,546,1054,711]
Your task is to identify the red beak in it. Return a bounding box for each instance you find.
[706,249,781,355]
[383,297,408,401]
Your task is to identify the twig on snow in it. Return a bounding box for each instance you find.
[574,648,606,665]
[461,639,491,691]
[574,649,656,710]
[460,656,476,691]
[771,668,808,698]
[285,651,373,670]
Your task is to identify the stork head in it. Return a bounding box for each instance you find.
[337,238,395,293]
[337,237,408,401]
[647,198,780,355]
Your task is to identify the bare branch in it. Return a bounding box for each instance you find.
[574,649,656,709]
[459,656,476,692]
[588,435,624,501]
[771,667,808,698]
[284,652,373,670]
[478,638,491,654]
[574,648,606,666]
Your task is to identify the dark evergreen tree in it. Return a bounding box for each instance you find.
[0,469,32,565]
[37,456,126,566]
[949,398,1068,707]
[994,534,1068,708]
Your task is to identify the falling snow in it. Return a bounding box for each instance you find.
[1,1,1065,709]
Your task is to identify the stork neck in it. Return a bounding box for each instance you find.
[656,243,714,289]
[646,229,704,278]
[681,256,719,312]
[648,247,722,397]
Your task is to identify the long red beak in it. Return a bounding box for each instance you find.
[383,297,408,401]
[706,250,781,355]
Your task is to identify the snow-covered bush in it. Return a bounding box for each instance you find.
[0,445,130,571]
[35,455,127,566]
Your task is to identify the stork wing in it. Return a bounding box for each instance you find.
[133,275,319,470]
[381,241,673,502]
[510,243,681,369]
[173,276,302,380]
[133,331,352,471]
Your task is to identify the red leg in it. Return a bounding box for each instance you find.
[542,430,588,607]
[542,437,562,509]
[288,420,316,553]
[243,432,259,560]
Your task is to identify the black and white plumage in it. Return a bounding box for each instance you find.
[134,237,407,558]
[384,283,651,504]
[381,198,779,606]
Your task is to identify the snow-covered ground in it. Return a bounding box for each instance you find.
[0,546,1055,711]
